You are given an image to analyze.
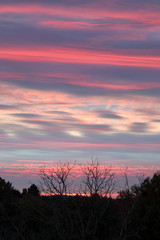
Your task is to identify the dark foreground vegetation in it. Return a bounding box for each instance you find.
[0,163,160,240]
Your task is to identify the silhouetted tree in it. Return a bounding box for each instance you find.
[117,170,160,240]
[28,184,40,197]
[0,177,20,201]
[39,161,75,196]
[22,188,28,196]
[82,159,115,197]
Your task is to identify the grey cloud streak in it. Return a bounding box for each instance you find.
[94,110,124,119]
[129,122,150,133]
[2,78,160,99]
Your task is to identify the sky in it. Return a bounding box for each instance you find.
[0,0,160,190]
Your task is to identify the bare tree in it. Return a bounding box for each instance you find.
[39,161,75,196]
[81,158,115,197]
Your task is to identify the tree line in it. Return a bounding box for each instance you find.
[0,160,160,240]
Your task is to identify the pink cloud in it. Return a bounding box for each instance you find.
[1,47,160,68]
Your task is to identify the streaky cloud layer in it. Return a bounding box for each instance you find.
[0,0,160,190]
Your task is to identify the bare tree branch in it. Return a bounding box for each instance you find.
[81,158,115,197]
[39,161,75,196]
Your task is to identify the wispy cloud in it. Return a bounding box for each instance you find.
[0,0,160,188]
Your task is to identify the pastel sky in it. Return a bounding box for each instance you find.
[0,0,160,190]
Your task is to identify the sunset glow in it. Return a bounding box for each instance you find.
[0,0,160,190]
